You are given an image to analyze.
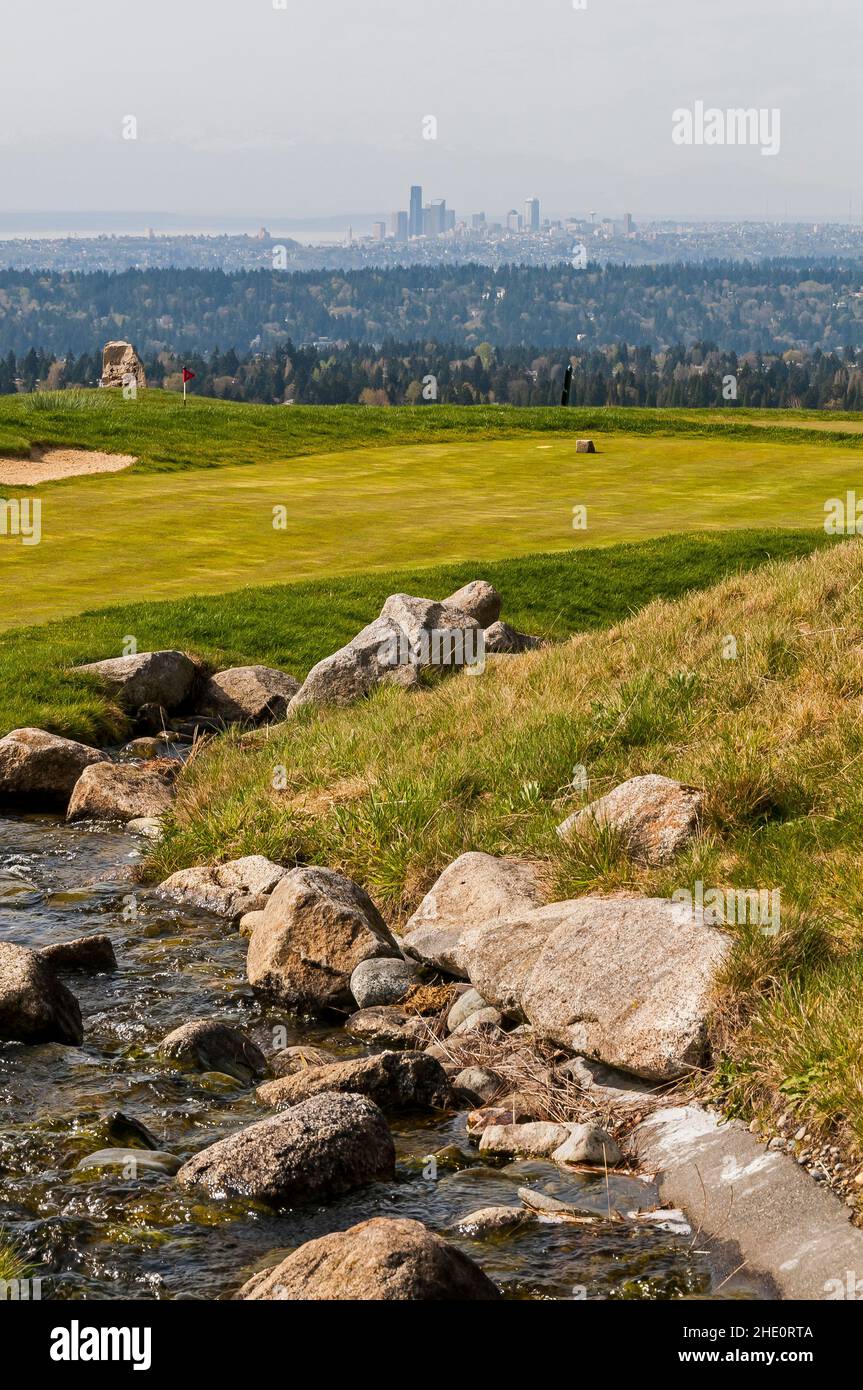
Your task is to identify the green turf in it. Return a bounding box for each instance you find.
[0,529,837,744]
[3,409,863,629]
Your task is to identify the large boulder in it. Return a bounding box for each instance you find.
[287,593,481,713]
[0,728,105,808]
[246,866,399,1013]
[238,1217,500,1300]
[402,852,544,977]
[478,1121,569,1158]
[461,896,730,1082]
[257,1050,451,1112]
[67,761,176,822]
[176,1093,394,1206]
[100,340,146,391]
[557,774,703,866]
[160,1019,268,1085]
[155,856,287,923]
[0,942,83,1045]
[198,666,300,725]
[442,580,502,628]
[74,650,196,713]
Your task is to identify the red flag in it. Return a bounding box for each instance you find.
[182,367,196,383]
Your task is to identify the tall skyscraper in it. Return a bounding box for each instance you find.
[525,196,540,231]
[390,210,409,241]
[409,185,423,237]
[373,221,386,241]
[426,198,446,236]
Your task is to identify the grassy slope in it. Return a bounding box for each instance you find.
[2,395,863,629]
[3,391,863,473]
[0,530,833,744]
[151,538,863,1153]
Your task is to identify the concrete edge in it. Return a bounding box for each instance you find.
[631,1104,863,1300]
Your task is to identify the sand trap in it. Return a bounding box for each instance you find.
[0,447,137,485]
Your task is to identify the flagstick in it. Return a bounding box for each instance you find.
[183,377,187,405]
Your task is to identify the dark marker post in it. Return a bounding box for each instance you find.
[561,362,573,406]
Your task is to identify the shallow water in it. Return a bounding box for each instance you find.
[0,812,750,1301]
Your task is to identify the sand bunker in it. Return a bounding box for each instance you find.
[0,447,137,486]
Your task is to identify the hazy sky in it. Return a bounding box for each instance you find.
[0,0,858,224]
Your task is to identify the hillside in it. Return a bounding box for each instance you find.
[150,537,863,1153]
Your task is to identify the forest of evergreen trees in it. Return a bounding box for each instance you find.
[4,339,863,410]
[1,259,862,358]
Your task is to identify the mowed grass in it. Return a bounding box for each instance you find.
[151,538,863,1157]
[0,530,833,744]
[2,394,863,628]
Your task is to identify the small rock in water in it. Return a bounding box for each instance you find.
[177,1093,395,1207]
[551,1123,623,1168]
[449,1206,531,1238]
[238,1216,500,1300]
[155,856,287,923]
[345,1006,429,1050]
[39,935,117,974]
[0,875,42,905]
[126,817,164,840]
[67,761,176,823]
[270,1044,336,1078]
[76,1147,181,1176]
[103,1111,161,1151]
[349,956,420,1009]
[479,1121,569,1159]
[256,1050,452,1113]
[160,1019,268,1085]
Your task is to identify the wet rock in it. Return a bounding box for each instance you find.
[461,896,730,1082]
[120,736,163,759]
[478,1121,569,1159]
[0,728,105,808]
[38,935,117,974]
[246,866,399,1014]
[466,1104,542,1139]
[557,774,703,866]
[345,1006,429,1049]
[270,1044,335,1078]
[447,987,489,1033]
[198,666,300,725]
[238,1216,500,1300]
[257,1050,452,1113]
[349,956,419,1008]
[160,1019,268,1085]
[74,650,197,713]
[442,580,502,628]
[551,1124,623,1167]
[402,851,544,977]
[76,1148,180,1176]
[103,1111,160,1150]
[449,1206,531,1238]
[0,875,41,905]
[67,761,176,823]
[135,703,170,735]
[482,621,541,654]
[126,816,163,839]
[176,1093,395,1207]
[155,856,287,923]
[0,942,83,1046]
[453,1067,504,1106]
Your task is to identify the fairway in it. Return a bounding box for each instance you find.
[2,424,863,629]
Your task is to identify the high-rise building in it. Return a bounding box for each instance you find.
[471,212,486,230]
[425,198,447,236]
[373,221,387,241]
[525,197,540,232]
[506,209,521,233]
[623,212,634,235]
[409,185,423,237]
[390,210,409,241]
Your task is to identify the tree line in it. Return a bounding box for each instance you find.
[3,340,863,410]
[0,259,862,357]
